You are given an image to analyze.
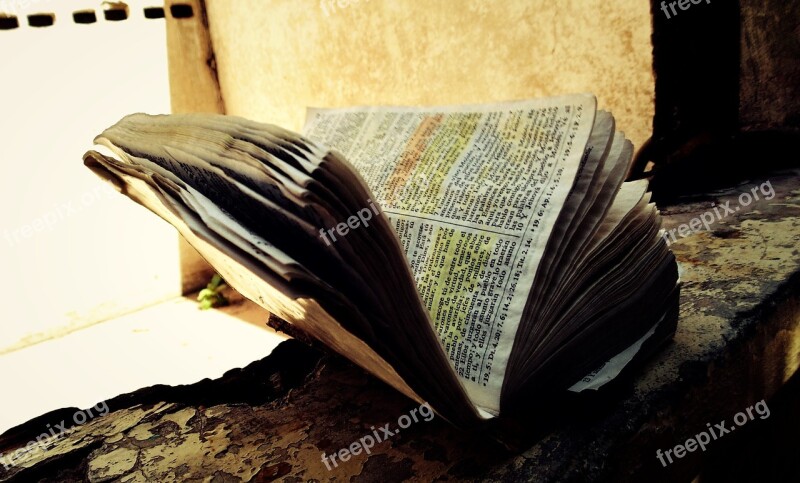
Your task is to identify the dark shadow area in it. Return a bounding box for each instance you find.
[169,4,194,19]
[72,11,97,25]
[697,369,800,483]
[636,1,800,204]
[26,14,54,28]
[103,6,128,22]
[0,16,18,30]
[143,7,165,19]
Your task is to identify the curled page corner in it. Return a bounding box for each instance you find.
[475,406,498,420]
[568,318,663,392]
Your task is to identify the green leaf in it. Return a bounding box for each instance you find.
[197,273,230,310]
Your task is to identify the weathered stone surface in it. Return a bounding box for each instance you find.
[739,0,800,133]
[1,171,799,482]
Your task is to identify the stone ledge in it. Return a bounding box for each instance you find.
[1,171,798,482]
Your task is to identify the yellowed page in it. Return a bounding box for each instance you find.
[304,95,596,412]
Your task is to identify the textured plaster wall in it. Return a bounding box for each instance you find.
[206,0,655,151]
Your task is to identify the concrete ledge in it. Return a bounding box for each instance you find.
[1,171,798,482]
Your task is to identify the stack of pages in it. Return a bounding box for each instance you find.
[83,94,679,426]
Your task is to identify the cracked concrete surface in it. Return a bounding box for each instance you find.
[1,171,799,482]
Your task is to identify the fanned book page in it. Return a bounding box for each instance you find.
[83,94,679,426]
[303,96,598,412]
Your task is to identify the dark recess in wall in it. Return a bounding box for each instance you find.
[635,1,800,203]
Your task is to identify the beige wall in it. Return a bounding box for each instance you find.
[206,0,655,150]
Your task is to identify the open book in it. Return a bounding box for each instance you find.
[83,94,679,426]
